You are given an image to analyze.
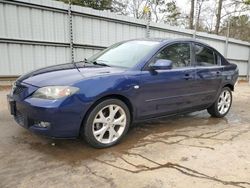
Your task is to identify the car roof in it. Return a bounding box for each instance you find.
[128,38,217,53]
[126,38,224,71]
[130,37,209,45]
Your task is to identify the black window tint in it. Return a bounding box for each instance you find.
[195,44,216,66]
[154,43,191,69]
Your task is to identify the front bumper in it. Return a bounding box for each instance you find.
[7,93,90,138]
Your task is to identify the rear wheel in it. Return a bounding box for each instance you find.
[82,99,130,148]
[207,87,232,118]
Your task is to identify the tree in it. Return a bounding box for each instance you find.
[124,0,149,19]
[215,0,223,34]
[196,0,209,31]
[111,0,128,15]
[220,15,250,41]
[55,0,250,42]
[163,0,181,26]
[149,0,165,23]
[214,0,250,34]
[146,0,181,24]
[244,0,250,5]
[123,0,181,24]
[56,0,113,10]
[189,0,195,29]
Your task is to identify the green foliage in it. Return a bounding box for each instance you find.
[55,0,249,41]
[56,0,112,10]
[154,0,181,26]
[164,0,181,26]
[111,0,128,15]
[244,0,250,5]
[220,15,250,42]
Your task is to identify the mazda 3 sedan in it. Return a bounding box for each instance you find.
[7,38,238,148]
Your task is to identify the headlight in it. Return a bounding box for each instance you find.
[32,86,79,100]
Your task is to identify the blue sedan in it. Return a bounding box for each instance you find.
[7,38,238,148]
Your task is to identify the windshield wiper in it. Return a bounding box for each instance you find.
[92,61,110,67]
[83,58,92,64]
[73,59,93,68]
[76,59,110,67]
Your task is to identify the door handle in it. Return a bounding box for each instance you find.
[183,73,193,80]
[216,71,222,76]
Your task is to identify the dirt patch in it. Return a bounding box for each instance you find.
[0,83,250,188]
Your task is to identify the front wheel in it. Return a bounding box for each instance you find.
[82,99,130,148]
[207,87,232,118]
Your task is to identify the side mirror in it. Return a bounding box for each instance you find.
[149,59,173,70]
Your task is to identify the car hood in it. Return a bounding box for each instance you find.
[17,63,126,87]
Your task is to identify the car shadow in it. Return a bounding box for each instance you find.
[18,110,231,165]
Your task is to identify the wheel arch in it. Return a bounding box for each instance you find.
[80,94,134,135]
[223,83,234,91]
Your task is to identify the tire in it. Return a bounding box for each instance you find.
[207,87,232,118]
[82,99,130,148]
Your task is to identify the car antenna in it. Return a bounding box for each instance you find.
[84,58,87,67]
[72,60,80,72]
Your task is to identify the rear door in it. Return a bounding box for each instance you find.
[193,43,223,107]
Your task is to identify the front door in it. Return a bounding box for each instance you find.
[137,42,197,119]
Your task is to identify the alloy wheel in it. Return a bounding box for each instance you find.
[217,90,231,115]
[92,104,126,144]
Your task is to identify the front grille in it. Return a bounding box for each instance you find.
[13,84,27,95]
[14,111,25,126]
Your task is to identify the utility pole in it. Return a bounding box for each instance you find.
[247,48,250,82]
[193,0,199,39]
[68,0,74,63]
[189,0,195,30]
[144,6,151,38]
[224,19,230,58]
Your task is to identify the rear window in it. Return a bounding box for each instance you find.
[195,44,216,66]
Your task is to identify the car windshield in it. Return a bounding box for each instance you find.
[87,40,160,68]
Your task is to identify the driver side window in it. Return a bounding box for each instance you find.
[151,43,191,69]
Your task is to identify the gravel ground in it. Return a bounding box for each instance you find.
[0,83,250,188]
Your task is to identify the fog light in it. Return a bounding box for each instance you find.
[34,121,51,128]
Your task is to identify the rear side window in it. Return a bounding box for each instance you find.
[153,43,191,69]
[195,44,216,66]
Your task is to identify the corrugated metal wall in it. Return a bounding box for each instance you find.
[0,0,249,77]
